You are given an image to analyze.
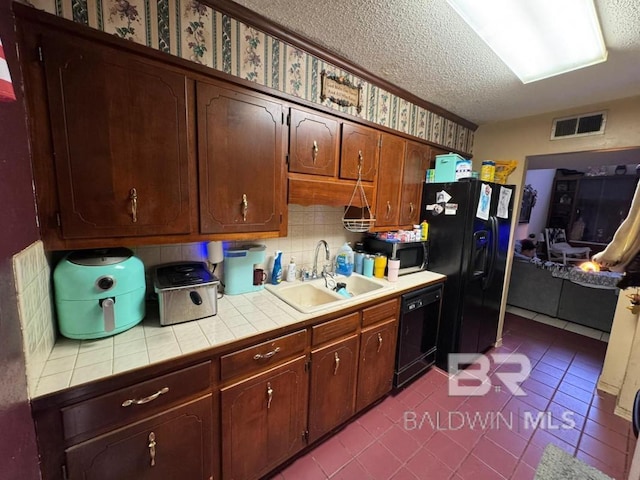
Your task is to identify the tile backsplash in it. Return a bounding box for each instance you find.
[133,205,362,284]
[13,240,56,398]
[17,205,362,396]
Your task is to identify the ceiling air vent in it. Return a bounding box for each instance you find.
[551,111,606,140]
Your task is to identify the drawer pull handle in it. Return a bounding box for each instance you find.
[334,352,340,376]
[121,387,169,407]
[266,382,274,409]
[312,140,318,163]
[377,333,383,353]
[148,432,156,467]
[253,346,280,361]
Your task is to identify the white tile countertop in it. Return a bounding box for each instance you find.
[33,270,446,398]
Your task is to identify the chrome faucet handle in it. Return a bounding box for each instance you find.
[301,267,312,281]
[323,270,336,289]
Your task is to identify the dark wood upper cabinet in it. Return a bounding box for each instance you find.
[374,133,406,228]
[400,141,431,226]
[41,31,193,239]
[340,122,380,182]
[197,80,286,235]
[288,107,339,177]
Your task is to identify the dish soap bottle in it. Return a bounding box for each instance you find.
[271,251,283,284]
[335,242,354,277]
[287,257,296,282]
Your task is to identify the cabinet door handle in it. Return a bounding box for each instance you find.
[358,150,363,174]
[253,346,280,361]
[377,333,383,353]
[242,193,248,222]
[386,201,391,218]
[121,387,169,407]
[409,202,415,215]
[312,140,318,164]
[333,352,340,376]
[266,382,274,409]
[129,188,138,223]
[148,432,157,467]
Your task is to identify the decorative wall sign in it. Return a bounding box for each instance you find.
[320,70,362,113]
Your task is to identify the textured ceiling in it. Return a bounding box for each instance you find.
[229,0,640,125]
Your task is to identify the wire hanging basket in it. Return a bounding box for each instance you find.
[342,156,376,233]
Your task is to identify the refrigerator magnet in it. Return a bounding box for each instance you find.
[476,183,492,220]
[436,190,452,204]
[497,187,512,219]
[445,203,458,215]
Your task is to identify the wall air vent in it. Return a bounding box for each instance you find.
[551,111,606,140]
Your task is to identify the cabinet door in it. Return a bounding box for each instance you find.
[374,134,405,228]
[221,356,308,480]
[42,32,192,239]
[308,335,359,442]
[573,176,638,243]
[400,142,431,226]
[197,80,285,234]
[356,318,398,412]
[289,108,339,176]
[340,123,380,182]
[547,178,579,230]
[65,395,213,480]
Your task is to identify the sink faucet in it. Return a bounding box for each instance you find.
[312,240,330,279]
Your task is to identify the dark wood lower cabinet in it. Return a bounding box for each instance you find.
[65,395,213,480]
[308,334,359,443]
[356,318,399,412]
[220,356,308,480]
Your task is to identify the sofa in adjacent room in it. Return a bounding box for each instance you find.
[507,258,619,333]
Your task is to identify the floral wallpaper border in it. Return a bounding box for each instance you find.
[30,0,474,154]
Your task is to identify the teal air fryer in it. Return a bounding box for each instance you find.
[53,248,146,339]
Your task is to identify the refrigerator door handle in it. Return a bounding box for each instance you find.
[482,216,498,289]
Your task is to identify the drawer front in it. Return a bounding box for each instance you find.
[220,329,307,381]
[62,361,211,442]
[312,312,359,346]
[362,298,399,327]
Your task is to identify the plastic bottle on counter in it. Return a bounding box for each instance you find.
[354,250,365,275]
[421,220,429,241]
[286,257,296,282]
[335,242,354,276]
[271,250,283,284]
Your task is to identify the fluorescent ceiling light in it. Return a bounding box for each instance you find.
[446,0,608,83]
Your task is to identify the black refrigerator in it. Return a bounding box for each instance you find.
[421,179,515,372]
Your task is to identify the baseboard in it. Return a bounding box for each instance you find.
[597,376,620,396]
[614,404,632,422]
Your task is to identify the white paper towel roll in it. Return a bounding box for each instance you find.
[206,241,224,264]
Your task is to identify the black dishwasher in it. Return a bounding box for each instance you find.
[394,284,443,388]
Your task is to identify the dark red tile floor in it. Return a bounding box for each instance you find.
[270,312,634,479]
